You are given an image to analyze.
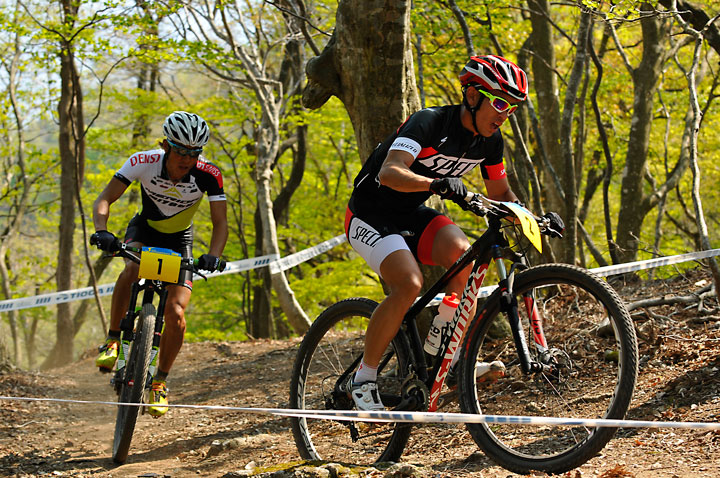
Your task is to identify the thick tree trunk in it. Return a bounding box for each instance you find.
[527,0,568,261]
[303,0,420,159]
[615,7,668,264]
[44,0,85,368]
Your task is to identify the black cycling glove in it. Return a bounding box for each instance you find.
[90,230,120,252]
[198,254,221,272]
[429,177,468,201]
[542,212,565,238]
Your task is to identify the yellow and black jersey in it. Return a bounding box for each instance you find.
[114,149,225,234]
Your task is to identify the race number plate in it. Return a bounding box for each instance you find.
[138,247,182,282]
[504,202,542,253]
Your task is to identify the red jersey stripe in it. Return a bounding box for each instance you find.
[485,162,506,180]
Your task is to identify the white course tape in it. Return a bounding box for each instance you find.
[2,240,718,314]
[0,236,347,313]
[194,254,279,280]
[0,284,117,313]
[1,396,718,430]
[589,248,720,277]
[425,248,720,306]
[269,235,346,274]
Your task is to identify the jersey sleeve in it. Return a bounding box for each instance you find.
[388,109,442,159]
[113,150,164,185]
[479,132,506,180]
[196,159,226,201]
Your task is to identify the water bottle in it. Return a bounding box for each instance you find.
[424,292,460,355]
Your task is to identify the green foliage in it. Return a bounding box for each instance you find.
[3,0,720,369]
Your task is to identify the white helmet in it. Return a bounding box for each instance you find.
[163,111,209,148]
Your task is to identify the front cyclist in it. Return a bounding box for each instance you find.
[345,55,530,411]
[91,111,228,417]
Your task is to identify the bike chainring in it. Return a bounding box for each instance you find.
[400,377,430,411]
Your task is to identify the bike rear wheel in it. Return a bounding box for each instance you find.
[289,297,413,464]
[112,303,156,464]
[458,264,638,474]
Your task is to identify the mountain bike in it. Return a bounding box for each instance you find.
[89,240,225,464]
[289,194,638,474]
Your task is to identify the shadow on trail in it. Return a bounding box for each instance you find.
[110,415,293,465]
[0,449,109,476]
[174,342,298,408]
[616,350,720,441]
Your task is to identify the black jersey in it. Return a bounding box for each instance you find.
[114,149,226,234]
[352,105,506,213]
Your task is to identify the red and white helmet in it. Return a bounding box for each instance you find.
[459,55,528,102]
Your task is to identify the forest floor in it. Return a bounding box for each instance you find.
[1,268,720,478]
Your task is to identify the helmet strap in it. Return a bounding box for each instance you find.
[462,86,482,135]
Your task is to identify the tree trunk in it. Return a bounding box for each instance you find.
[558,10,592,264]
[44,0,85,368]
[250,209,274,339]
[303,0,420,159]
[615,6,668,264]
[527,0,568,261]
[255,109,311,334]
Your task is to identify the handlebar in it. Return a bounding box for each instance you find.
[461,192,564,239]
[89,236,227,274]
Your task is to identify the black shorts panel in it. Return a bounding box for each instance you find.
[124,214,194,289]
[348,195,443,262]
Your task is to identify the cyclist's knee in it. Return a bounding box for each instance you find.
[387,271,423,298]
[433,226,471,267]
[118,262,139,282]
[164,302,186,329]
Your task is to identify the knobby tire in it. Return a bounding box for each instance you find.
[458,263,638,474]
[112,303,156,464]
[289,298,413,464]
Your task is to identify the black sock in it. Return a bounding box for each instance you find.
[154,370,169,382]
[108,330,121,340]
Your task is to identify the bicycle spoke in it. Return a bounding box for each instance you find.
[290,298,412,464]
[459,265,637,474]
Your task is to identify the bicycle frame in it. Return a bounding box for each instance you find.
[114,278,167,391]
[399,216,547,412]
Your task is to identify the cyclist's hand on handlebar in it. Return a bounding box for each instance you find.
[542,211,565,238]
[198,253,223,272]
[429,177,467,202]
[90,230,121,252]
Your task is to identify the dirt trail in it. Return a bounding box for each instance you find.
[1,271,720,477]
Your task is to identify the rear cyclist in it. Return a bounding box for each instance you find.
[91,111,228,417]
[345,55,556,410]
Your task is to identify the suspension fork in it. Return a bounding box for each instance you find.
[494,246,547,375]
[147,286,166,383]
[116,282,142,371]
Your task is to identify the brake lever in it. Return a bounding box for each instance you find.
[537,218,564,239]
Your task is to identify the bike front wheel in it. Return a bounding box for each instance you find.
[112,303,156,464]
[458,264,638,474]
[289,297,413,464]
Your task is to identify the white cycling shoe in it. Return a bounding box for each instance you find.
[350,381,385,411]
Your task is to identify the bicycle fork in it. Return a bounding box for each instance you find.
[493,246,552,375]
[147,289,167,387]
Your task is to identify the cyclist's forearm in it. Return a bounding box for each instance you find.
[379,157,433,193]
[93,178,128,231]
[207,221,228,257]
[93,198,111,231]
